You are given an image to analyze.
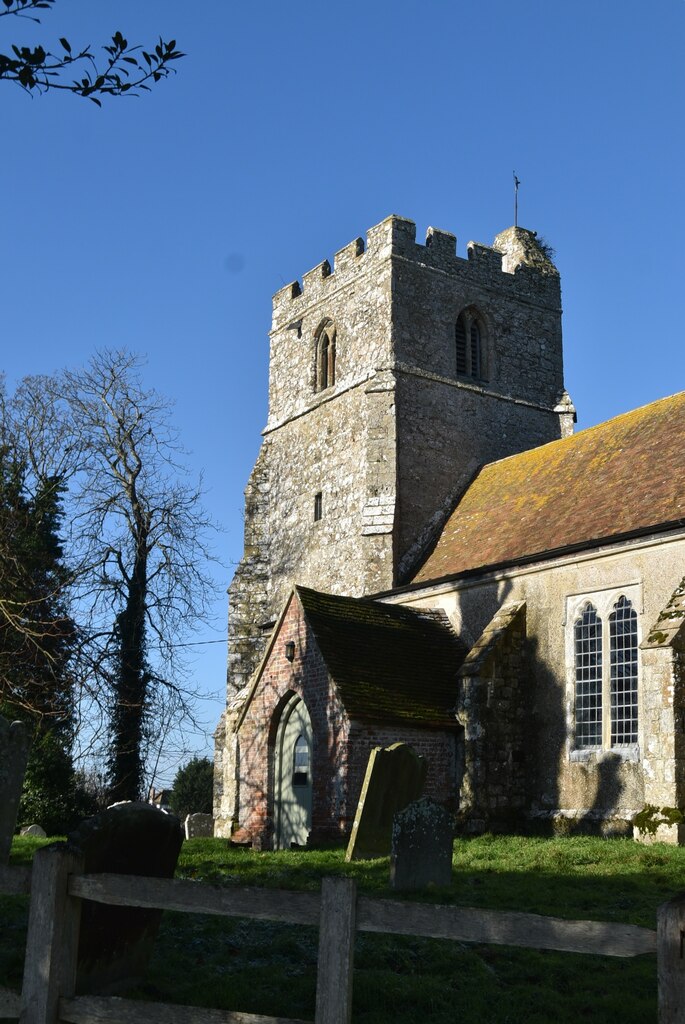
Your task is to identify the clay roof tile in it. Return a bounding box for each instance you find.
[413,391,685,584]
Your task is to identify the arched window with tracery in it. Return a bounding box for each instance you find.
[570,591,640,753]
[455,308,486,380]
[315,323,336,391]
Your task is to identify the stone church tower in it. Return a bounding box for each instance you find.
[214,214,574,831]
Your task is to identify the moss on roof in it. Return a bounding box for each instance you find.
[296,586,466,729]
[414,392,685,585]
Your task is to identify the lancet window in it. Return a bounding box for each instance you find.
[315,325,336,391]
[455,308,486,380]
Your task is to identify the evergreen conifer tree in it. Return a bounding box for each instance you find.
[0,448,81,833]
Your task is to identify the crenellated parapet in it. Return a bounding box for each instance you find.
[272,215,560,330]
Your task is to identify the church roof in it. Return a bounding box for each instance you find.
[413,391,685,585]
[296,586,466,728]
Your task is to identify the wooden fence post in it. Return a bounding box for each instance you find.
[315,876,357,1024]
[19,843,83,1024]
[657,892,685,1023]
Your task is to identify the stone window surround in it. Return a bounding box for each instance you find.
[564,583,642,763]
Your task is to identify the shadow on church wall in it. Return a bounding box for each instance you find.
[523,633,628,838]
[453,573,631,838]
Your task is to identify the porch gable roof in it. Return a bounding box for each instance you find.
[296,586,466,729]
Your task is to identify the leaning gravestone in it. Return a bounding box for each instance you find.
[345,742,427,861]
[0,715,31,862]
[184,812,214,839]
[390,797,453,890]
[67,800,183,994]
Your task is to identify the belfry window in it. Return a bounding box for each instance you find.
[455,309,486,380]
[571,592,639,752]
[316,327,336,391]
[313,492,323,522]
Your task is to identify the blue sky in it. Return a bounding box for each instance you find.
[2,0,684,780]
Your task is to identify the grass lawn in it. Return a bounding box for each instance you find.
[4,833,685,1022]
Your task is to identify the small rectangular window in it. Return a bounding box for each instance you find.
[314,492,322,522]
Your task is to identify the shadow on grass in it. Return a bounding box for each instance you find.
[138,910,657,1024]
[3,834,680,1023]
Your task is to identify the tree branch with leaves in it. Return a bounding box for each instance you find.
[0,0,183,104]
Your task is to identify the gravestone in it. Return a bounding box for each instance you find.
[67,800,183,994]
[184,812,214,839]
[0,715,31,862]
[20,824,47,838]
[345,742,426,861]
[390,797,453,890]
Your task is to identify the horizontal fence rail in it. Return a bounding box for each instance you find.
[70,871,657,958]
[69,873,321,925]
[356,896,657,958]
[59,993,311,1024]
[2,845,683,1023]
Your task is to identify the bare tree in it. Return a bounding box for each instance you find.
[0,0,182,105]
[10,352,219,801]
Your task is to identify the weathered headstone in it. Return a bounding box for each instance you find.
[345,742,426,861]
[67,800,183,994]
[390,797,453,890]
[20,824,47,838]
[184,812,214,839]
[0,715,31,862]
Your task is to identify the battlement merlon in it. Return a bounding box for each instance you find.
[271,215,561,327]
[492,226,559,277]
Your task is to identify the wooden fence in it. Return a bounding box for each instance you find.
[1,845,684,1023]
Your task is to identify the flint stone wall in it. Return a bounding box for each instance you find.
[226,216,567,695]
[456,603,528,831]
[219,214,570,824]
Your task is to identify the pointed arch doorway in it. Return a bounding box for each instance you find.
[273,694,313,850]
